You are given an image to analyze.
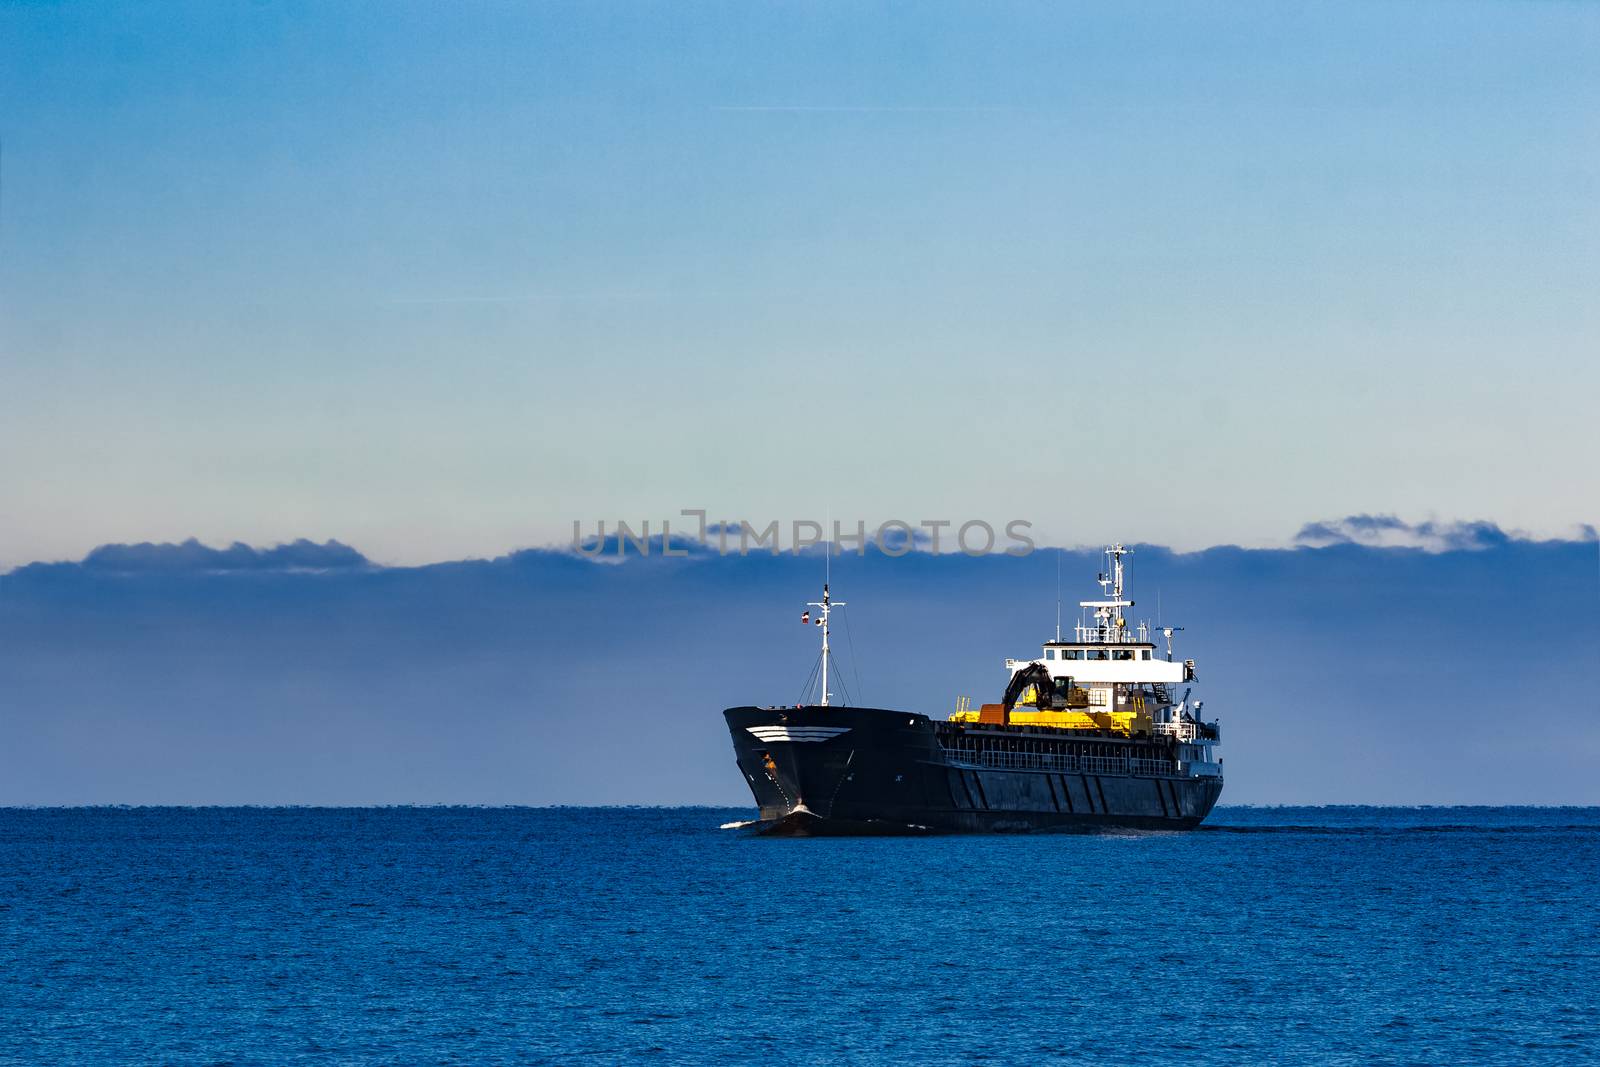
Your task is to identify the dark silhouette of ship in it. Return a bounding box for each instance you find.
[725,545,1223,834]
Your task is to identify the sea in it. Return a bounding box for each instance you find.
[1,806,1596,1065]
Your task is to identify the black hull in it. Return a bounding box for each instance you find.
[726,705,1223,835]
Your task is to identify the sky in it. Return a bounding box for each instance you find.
[3,525,1596,806]
[2,1,1597,568]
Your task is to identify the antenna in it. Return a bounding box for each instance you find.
[1055,551,1062,641]
[1079,543,1134,641]
[807,580,844,706]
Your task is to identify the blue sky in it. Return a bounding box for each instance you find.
[2,1,1597,567]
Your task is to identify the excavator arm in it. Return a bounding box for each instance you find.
[1002,663,1058,713]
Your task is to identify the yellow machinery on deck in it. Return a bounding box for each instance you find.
[950,705,1148,735]
[950,675,1157,735]
[950,681,1152,736]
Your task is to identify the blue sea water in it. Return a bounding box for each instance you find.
[2,807,1597,1065]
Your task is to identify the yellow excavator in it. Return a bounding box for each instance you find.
[949,663,1150,736]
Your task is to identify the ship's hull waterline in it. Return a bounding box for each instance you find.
[726,705,1223,835]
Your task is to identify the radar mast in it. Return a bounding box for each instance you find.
[1078,543,1135,642]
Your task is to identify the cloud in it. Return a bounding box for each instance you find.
[872,523,930,552]
[76,537,369,573]
[537,530,713,563]
[564,521,958,560]
[1294,515,1517,552]
[4,527,1598,805]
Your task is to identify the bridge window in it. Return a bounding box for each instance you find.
[1141,650,1152,660]
[1087,649,1109,661]
[1061,650,1084,661]
[1044,648,1055,660]
[1113,650,1134,661]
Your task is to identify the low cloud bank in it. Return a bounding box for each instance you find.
[3,520,1595,807]
[1293,515,1596,552]
[10,515,1594,578]
[77,537,369,573]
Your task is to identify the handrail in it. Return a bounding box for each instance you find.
[938,745,1177,777]
[1152,721,1219,742]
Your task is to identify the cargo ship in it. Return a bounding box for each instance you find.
[724,545,1223,833]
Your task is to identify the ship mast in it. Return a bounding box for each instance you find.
[1078,543,1135,642]
[807,583,844,706]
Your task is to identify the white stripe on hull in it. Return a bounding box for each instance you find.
[746,726,852,743]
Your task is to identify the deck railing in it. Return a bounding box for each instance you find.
[1152,720,1220,742]
[939,746,1177,777]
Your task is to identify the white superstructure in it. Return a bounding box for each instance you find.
[1002,544,1223,779]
